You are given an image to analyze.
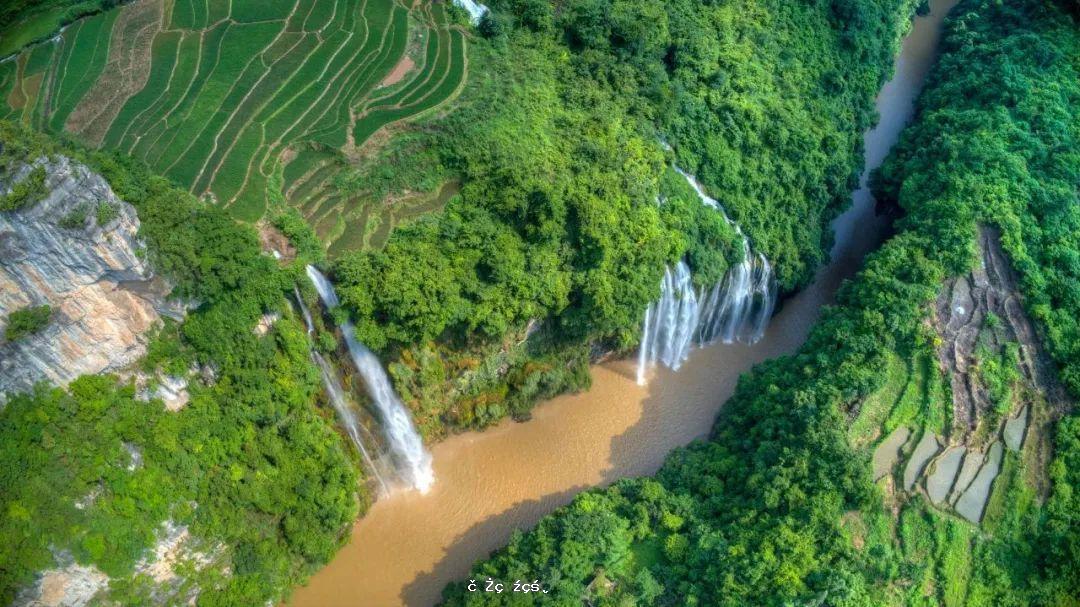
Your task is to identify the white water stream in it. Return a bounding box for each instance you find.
[312,352,392,496]
[306,266,435,494]
[293,286,392,494]
[294,286,315,334]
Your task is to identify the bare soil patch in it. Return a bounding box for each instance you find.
[380,55,415,88]
[257,220,296,263]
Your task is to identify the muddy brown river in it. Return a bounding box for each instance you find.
[290,1,959,604]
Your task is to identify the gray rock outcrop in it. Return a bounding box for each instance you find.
[0,156,182,400]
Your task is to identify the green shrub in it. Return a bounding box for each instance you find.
[58,204,87,229]
[4,305,51,341]
[272,208,324,263]
[0,165,46,211]
[94,201,117,226]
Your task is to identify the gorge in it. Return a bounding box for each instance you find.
[6,0,1073,604]
[289,0,961,603]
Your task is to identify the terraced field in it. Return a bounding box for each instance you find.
[0,0,468,249]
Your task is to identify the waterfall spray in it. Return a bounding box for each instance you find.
[307,266,435,494]
[636,169,776,384]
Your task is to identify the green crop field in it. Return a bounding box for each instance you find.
[0,0,469,250]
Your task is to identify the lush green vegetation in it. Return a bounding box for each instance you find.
[0,164,46,210]
[0,0,120,57]
[3,304,51,341]
[525,0,917,291]
[0,121,362,605]
[328,0,924,437]
[441,0,1080,603]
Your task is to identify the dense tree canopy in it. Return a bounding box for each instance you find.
[441,0,1080,604]
[331,0,923,436]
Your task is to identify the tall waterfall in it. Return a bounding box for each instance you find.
[313,352,392,496]
[306,266,435,494]
[637,170,776,385]
[636,262,700,385]
[294,287,393,494]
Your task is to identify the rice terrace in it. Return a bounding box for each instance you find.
[0,0,470,251]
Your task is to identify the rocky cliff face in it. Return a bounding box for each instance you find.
[0,156,182,400]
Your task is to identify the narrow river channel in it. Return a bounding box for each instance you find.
[290,1,960,604]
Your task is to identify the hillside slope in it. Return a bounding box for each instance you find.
[0,123,361,607]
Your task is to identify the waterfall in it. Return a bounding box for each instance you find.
[306,266,435,494]
[635,261,702,384]
[295,285,394,494]
[293,286,315,334]
[453,0,489,23]
[312,352,392,496]
[636,170,776,384]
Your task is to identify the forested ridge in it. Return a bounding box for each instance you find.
[440,0,1080,604]
[330,0,923,438]
[0,122,361,605]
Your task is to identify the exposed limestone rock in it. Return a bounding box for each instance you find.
[13,552,107,607]
[73,485,102,511]
[131,370,191,411]
[254,312,281,337]
[134,520,215,586]
[16,521,217,607]
[124,442,143,471]
[933,226,1069,436]
[153,374,190,412]
[0,156,184,400]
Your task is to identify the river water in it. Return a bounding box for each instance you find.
[290,1,958,604]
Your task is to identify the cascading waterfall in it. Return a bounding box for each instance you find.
[306,266,435,494]
[636,169,776,385]
[293,286,395,495]
[453,0,489,23]
[636,262,701,384]
[312,352,392,496]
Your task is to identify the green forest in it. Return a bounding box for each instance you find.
[0,122,362,605]
[330,0,923,438]
[440,0,1080,604]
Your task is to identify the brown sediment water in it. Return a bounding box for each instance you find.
[290,1,960,604]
